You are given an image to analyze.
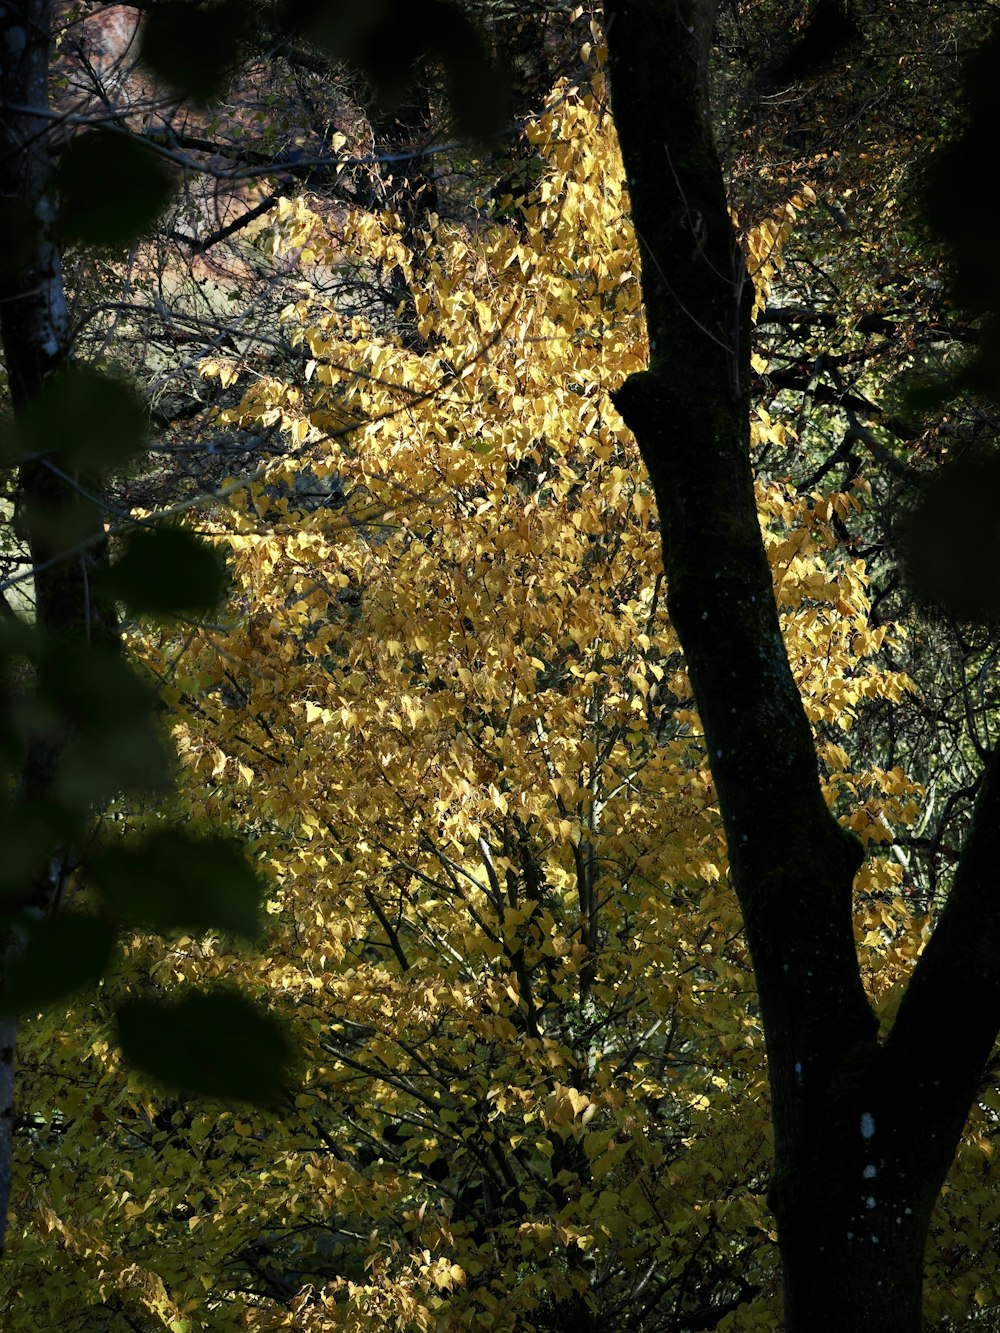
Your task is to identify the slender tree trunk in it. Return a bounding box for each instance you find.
[0,0,69,1257]
[0,1,68,407]
[602,1,1000,1326]
[0,0,115,1256]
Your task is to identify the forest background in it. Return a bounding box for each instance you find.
[1,0,1000,1329]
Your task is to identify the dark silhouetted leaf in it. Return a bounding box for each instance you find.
[56,131,174,247]
[28,646,171,804]
[57,720,172,807]
[284,0,509,139]
[0,912,116,1018]
[139,0,252,101]
[0,801,66,899]
[0,621,39,768]
[117,988,292,1103]
[422,3,511,141]
[284,0,419,102]
[758,0,862,93]
[922,28,1000,400]
[90,830,263,939]
[895,450,1000,624]
[15,495,104,557]
[102,526,228,617]
[0,365,147,472]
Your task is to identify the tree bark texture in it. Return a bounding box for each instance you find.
[603,1,1000,1327]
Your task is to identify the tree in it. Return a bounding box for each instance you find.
[5,69,941,1331]
[603,1,1000,1328]
[0,0,510,1264]
[714,0,1000,933]
[6,2,1000,1328]
[0,0,315,1256]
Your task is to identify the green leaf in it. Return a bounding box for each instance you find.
[89,830,263,939]
[29,647,171,805]
[56,131,174,247]
[139,0,251,102]
[117,988,293,1103]
[895,450,1000,624]
[424,4,511,141]
[0,801,71,900]
[286,0,509,139]
[0,365,147,472]
[287,0,416,101]
[102,526,229,617]
[0,912,116,1018]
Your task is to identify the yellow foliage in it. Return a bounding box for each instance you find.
[5,84,948,1333]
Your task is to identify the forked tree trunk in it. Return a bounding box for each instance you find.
[602,2,1000,1328]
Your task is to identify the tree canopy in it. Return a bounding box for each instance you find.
[3,2,1000,1330]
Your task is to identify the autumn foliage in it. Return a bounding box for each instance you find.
[10,68,995,1333]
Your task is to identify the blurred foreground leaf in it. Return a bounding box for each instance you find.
[0,365,147,472]
[117,988,293,1103]
[139,0,251,102]
[102,526,229,617]
[56,132,174,247]
[90,830,263,939]
[0,912,116,1018]
[284,0,510,139]
[895,450,1000,624]
[31,646,171,804]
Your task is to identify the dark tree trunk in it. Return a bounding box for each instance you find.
[0,0,116,1256]
[0,0,70,1257]
[602,1,1000,1327]
[0,1,69,411]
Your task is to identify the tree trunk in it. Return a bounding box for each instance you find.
[602,1,1000,1326]
[0,0,69,1257]
[0,0,116,1256]
[0,0,69,408]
